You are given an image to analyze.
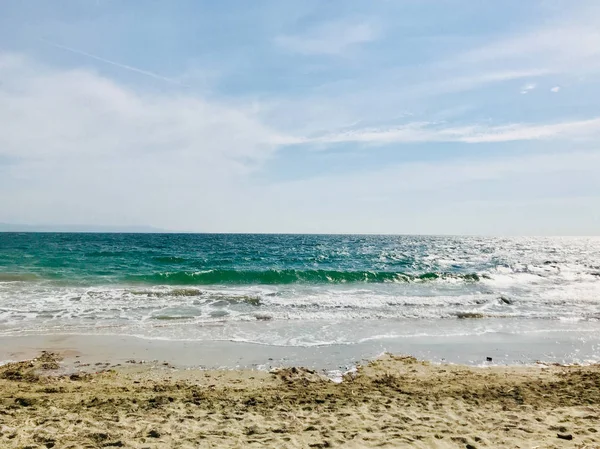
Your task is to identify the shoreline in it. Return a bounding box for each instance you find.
[2,326,600,374]
[1,351,599,448]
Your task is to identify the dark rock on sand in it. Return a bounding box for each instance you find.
[557,433,573,440]
[15,397,36,407]
[148,429,161,438]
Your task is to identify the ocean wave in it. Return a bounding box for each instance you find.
[124,269,484,285]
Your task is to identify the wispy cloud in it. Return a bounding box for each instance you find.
[41,39,187,86]
[408,70,548,98]
[276,20,379,55]
[305,118,600,146]
[462,26,600,71]
[452,4,600,76]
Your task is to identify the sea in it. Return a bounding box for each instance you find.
[1,233,599,366]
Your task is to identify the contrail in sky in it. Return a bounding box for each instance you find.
[40,38,186,86]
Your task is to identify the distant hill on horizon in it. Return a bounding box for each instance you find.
[0,223,172,233]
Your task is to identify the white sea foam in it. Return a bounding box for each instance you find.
[1,267,600,338]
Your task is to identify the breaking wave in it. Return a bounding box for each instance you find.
[124,269,484,285]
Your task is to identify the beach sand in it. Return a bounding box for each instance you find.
[1,352,599,448]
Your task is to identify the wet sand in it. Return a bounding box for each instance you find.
[1,352,599,448]
[2,326,599,374]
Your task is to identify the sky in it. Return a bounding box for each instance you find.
[1,0,599,235]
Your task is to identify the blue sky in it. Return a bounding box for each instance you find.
[1,0,599,234]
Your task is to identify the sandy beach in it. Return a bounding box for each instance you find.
[1,352,599,449]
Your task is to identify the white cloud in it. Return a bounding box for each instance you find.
[276,20,379,55]
[307,118,600,146]
[551,86,561,93]
[0,53,299,228]
[0,54,299,163]
[520,83,536,94]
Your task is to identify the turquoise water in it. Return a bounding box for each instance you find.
[0,233,496,284]
[1,233,599,361]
